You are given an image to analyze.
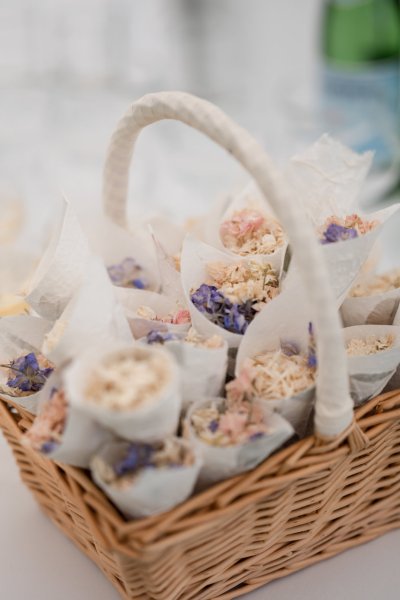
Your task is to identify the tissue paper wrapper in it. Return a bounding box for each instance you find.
[344,324,400,407]
[64,343,182,442]
[91,439,202,518]
[185,397,294,488]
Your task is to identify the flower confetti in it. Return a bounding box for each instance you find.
[190,261,279,335]
[319,214,378,245]
[220,208,285,256]
[107,257,147,289]
[2,352,54,393]
[92,438,195,489]
[346,334,394,357]
[25,388,67,453]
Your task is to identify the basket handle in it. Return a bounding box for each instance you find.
[103,91,353,440]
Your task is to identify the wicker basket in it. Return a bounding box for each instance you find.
[1,92,400,599]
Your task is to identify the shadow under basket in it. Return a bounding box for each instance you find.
[1,391,400,600]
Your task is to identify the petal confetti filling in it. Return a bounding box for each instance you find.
[349,269,400,298]
[319,214,379,244]
[346,335,394,357]
[145,327,224,349]
[1,352,54,394]
[136,305,191,325]
[226,346,316,404]
[190,261,279,335]
[25,388,67,454]
[107,257,148,289]
[190,398,272,447]
[91,438,195,489]
[220,208,285,256]
[83,349,171,411]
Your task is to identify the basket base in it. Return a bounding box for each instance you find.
[2,391,400,600]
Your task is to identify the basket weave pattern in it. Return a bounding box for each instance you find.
[2,390,400,600]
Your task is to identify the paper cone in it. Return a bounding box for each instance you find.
[0,315,53,413]
[344,324,400,407]
[91,438,202,518]
[25,198,91,320]
[185,397,294,487]
[42,257,132,366]
[64,342,182,442]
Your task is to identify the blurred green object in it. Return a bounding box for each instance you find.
[320,0,400,171]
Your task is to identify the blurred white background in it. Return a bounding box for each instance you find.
[0,0,323,246]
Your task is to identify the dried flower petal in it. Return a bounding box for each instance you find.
[191,398,271,447]
[84,349,170,411]
[190,261,279,335]
[349,269,400,297]
[2,352,54,393]
[107,257,147,289]
[227,347,316,404]
[346,334,394,356]
[319,214,378,244]
[93,438,195,488]
[220,208,285,256]
[25,388,67,452]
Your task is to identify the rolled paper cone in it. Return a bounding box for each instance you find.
[234,284,315,436]
[204,181,287,272]
[64,343,182,442]
[42,257,132,366]
[145,216,185,256]
[116,288,191,339]
[181,235,281,348]
[25,198,91,320]
[344,324,400,407]
[142,337,229,411]
[285,134,400,303]
[83,214,160,292]
[91,438,202,519]
[340,285,400,327]
[28,373,111,468]
[0,315,53,413]
[149,228,186,304]
[185,397,294,487]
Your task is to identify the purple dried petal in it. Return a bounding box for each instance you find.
[281,341,300,356]
[208,419,219,433]
[5,352,53,393]
[113,443,154,477]
[321,223,358,244]
[146,330,180,345]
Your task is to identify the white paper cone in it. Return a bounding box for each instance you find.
[181,235,280,348]
[116,288,191,339]
[341,283,400,327]
[0,316,53,413]
[204,182,287,272]
[64,343,182,442]
[42,257,132,366]
[286,134,400,303]
[91,438,202,518]
[344,324,400,407]
[235,284,315,436]
[185,397,294,487]
[146,216,185,256]
[29,372,111,468]
[149,228,186,304]
[142,337,229,411]
[84,214,160,292]
[25,198,91,320]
